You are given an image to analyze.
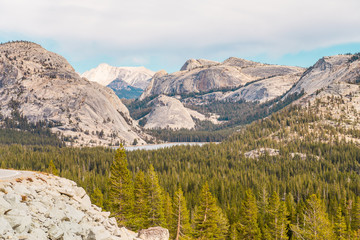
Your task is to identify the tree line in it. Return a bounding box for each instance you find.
[0,102,360,239]
[111,146,360,239]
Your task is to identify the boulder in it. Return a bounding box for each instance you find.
[137,227,169,240]
[0,216,14,236]
[0,195,12,214]
[48,224,64,240]
[86,226,112,240]
[4,209,32,234]
[28,228,48,239]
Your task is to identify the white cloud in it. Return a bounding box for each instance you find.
[0,0,359,71]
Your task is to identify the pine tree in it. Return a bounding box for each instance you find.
[285,193,296,224]
[352,197,360,234]
[109,146,134,227]
[238,189,261,240]
[258,187,268,237]
[163,192,174,231]
[91,187,104,208]
[229,223,239,240]
[133,170,149,230]
[291,194,334,240]
[147,164,165,226]
[334,206,347,240]
[47,160,59,175]
[172,186,192,240]
[264,192,289,240]
[193,182,228,240]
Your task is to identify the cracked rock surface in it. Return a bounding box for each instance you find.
[0,170,168,240]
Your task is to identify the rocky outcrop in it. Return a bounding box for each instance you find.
[0,170,169,240]
[244,148,280,159]
[0,41,150,146]
[180,59,219,71]
[142,95,219,130]
[286,54,360,100]
[137,227,169,240]
[221,74,299,102]
[140,57,304,100]
[186,73,300,104]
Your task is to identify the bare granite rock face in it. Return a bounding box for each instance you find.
[0,170,169,240]
[285,54,360,102]
[140,57,304,100]
[180,59,220,71]
[142,95,219,130]
[0,41,150,146]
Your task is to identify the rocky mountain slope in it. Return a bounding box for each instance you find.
[184,73,300,105]
[141,95,219,130]
[140,57,303,101]
[0,41,149,146]
[135,54,360,132]
[0,169,169,240]
[82,64,155,99]
[134,57,303,130]
[286,54,360,102]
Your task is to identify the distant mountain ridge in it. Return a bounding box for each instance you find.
[140,57,304,100]
[82,63,155,99]
[133,57,304,130]
[133,54,360,132]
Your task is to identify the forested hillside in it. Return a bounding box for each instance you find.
[1,99,360,239]
[124,91,304,142]
[0,108,64,146]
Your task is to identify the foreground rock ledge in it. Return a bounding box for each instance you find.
[0,170,169,240]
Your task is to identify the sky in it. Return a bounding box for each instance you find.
[0,0,360,74]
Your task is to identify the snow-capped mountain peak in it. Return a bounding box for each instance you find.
[82,63,155,90]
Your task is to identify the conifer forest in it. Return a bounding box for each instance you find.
[1,103,360,239]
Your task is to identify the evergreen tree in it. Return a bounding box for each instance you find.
[258,187,268,237]
[109,146,134,227]
[172,186,192,240]
[147,164,165,226]
[238,189,261,240]
[352,197,360,235]
[163,192,174,231]
[285,193,296,224]
[334,206,347,240]
[229,223,239,240]
[133,170,149,230]
[193,183,228,240]
[91,187,104,208]
[47,160,59,176]
[264,192,289,240]
[291,194,334,240]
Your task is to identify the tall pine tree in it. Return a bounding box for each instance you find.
[264,191,289,240]
[352,196,360,237]
[291,194,334,240]
[237,189,262,240]
[334,206,347,240]
[172,186,192,240]
[163,192,174,231]
[147,164,165,226]
[109,146,134,227]
[193,182,228,240]
[133,170,149,230]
